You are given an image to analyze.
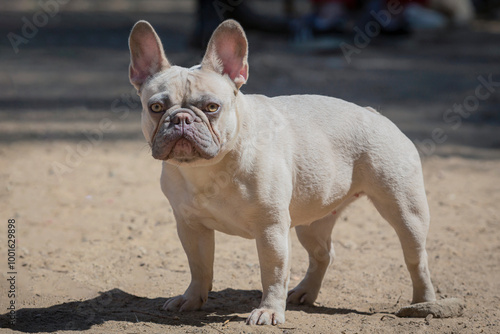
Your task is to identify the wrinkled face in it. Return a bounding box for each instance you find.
[140,66,239,165]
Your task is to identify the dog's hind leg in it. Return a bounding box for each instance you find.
[368,181,436,304]
[287,213,339,305]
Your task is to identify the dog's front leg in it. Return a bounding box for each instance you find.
[246,223,291,325]
[163,220,214,312]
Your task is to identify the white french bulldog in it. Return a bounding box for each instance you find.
[128,19,436,325]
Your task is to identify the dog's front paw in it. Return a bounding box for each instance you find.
[287,284,319,305]
[162,294,205,312]
[245,308,285,326]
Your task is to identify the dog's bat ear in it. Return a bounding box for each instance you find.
[128,21,170,90]
[201,19,249,90]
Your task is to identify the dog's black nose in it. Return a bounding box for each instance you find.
[172,112,194,125]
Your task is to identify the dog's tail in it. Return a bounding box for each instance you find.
[364,106,380,115]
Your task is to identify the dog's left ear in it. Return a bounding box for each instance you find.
[129,20,170,90]
[201,20,249,90]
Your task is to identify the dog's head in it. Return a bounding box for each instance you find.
[128,20,249,165]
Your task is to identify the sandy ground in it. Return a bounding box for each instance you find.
[1,1,500,333]
[0,140,499,334]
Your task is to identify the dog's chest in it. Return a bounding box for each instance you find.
[162,167,256,238]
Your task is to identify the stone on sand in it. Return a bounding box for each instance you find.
[396,298,465,318]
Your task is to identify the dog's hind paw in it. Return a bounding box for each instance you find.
[162,294,205,312]
[287,283,319,305]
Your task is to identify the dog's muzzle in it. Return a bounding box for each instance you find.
[152,108,219,161]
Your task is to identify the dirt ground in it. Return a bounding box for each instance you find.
[1,1,500,333]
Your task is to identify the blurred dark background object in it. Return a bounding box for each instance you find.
[192,0,291,48]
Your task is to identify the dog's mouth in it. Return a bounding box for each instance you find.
[151,118,221,162]
[152,135,220,163]
[167,138,201,162]
[152,137,198,161]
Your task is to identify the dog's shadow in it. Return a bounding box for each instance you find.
[0,288,373,332]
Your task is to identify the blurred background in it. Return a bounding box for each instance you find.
[0,0,499,157]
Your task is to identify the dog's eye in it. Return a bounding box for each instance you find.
[205,103,219,113]
[150,103,163,113]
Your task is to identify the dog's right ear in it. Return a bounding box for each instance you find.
[128,21,170,90]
